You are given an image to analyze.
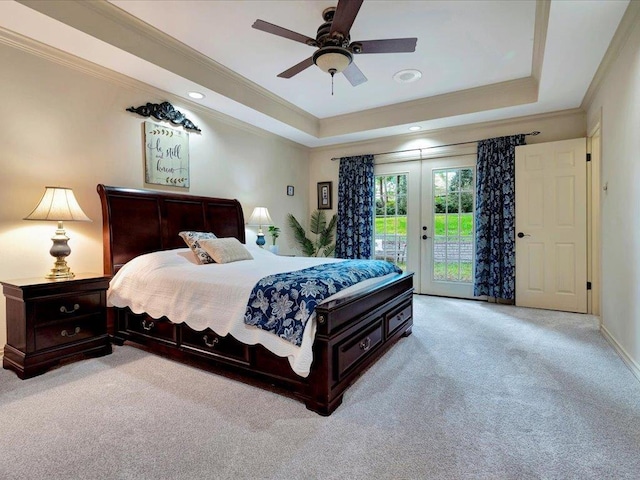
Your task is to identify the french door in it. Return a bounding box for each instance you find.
[374,155,477,299]
[420,155,477,298]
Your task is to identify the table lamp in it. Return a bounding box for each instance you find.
[247,207,273,247]
[24,186,92,279]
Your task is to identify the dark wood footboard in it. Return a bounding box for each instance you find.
[98,184,413,415]
[110,273,412,415]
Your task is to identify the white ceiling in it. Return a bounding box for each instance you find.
[1,0,630,147]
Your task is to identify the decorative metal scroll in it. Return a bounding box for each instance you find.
[126,101,201,132]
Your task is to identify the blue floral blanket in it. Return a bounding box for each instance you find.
[244,260,402,346]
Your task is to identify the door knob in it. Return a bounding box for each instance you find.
[517,232,531,238]
[422,234,430,240]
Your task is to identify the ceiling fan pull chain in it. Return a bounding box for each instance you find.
[330,68,336,96]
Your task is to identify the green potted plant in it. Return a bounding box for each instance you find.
[287,210,337,257]
[268,225,281,254]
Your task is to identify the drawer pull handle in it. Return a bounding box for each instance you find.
[359,336,372,351]
[60,304,80,314]
[141,320,155,331]
[203,335,219,348]
[61,326,81,337]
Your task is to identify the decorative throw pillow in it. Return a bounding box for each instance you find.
[179,231,218,264]
[199,238,253,264]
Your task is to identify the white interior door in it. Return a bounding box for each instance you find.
[515,138,587,313]
[420,155,476,298]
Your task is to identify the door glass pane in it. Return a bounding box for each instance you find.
[434,171,447,196]
[374,174,408,270]
[431,167,475,283]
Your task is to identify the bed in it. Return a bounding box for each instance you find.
[98,184,414,415]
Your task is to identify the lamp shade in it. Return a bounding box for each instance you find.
[247,207,273,227]
[24,186,91,222]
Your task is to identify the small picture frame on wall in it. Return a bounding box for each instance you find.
[317,181,332,210]
[287,185,295,196]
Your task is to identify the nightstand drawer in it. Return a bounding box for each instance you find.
[35,314,105,350]
[34,292,103,324]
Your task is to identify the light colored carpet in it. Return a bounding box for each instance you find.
[0,295,639,480]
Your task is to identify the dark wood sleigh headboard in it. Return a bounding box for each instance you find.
[97,184,245,274]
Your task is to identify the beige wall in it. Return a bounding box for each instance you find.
[0,40,310,349]
[586,9,640,378]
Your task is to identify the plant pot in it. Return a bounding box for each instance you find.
[269,245,279,255]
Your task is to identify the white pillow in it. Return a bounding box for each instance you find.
[179,231,217,264]
[199,237,254,264]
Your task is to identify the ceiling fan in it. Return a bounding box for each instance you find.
[252,0,417,88]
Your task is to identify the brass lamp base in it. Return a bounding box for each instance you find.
[45,222,75,280]
[46,257,75,279]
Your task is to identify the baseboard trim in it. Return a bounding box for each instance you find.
[601,324,640,383]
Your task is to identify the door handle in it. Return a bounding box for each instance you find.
[517,232,531,238]
[422,234,430,240]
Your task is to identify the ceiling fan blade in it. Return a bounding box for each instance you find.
[330,0,364,36]
[352,38,418,54]
[343,62,367,86]
[252,19,315,46]
[277,57,315,79]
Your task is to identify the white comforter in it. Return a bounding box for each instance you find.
[108,244,394,377]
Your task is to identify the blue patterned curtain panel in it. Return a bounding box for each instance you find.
[335,154,375,259]
[474,134,526,300]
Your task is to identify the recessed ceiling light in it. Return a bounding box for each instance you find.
[188,91,205,99]
[393,69,422,84]
[409,126,422,132]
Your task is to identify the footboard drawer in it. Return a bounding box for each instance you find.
[181,327,250,365]
[125,314,176,344]
[337,319,384,378]
[386,301,412,337]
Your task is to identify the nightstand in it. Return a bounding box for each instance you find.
[2,273,112,379]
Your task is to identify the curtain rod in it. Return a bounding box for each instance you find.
[330,131,540,161]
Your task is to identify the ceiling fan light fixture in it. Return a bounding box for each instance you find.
[313,47,353,75]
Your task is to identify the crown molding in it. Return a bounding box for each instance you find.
[581,0,640,111]
[311,108,585,155]
[318,76,539,138]
[16,0,320,137]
